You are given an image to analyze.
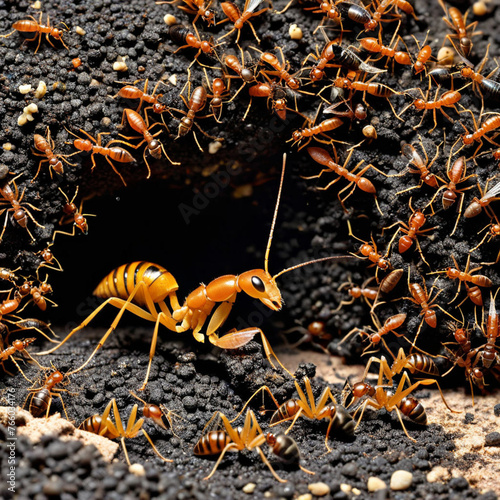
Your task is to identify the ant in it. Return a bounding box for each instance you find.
[115,79,169,115]
[460,112,500,155]
[426,154,475,235]
[79,398,173,465]
[412,35,432,75]
[358,34,412,68]
[432,254,492,305]
[307,146,384,215]
[169,85,221,152]
[32,127,75,181]
[401,85,463,133]
[248,80,289,120]
[347,220,391,275]
[257,49,300,90]
[438,0,479,57]
[464,178,500,219]
[0,174,44,243]
[339,312,407,355]
[53,187,93,239]
[167,23,217,64]
[291,108,344,150]
[0,12,69,54]
[384,202,437,265]
[194,409,292,482]
[332,276,378,312]
[117,108,180,176]
[306,41,384,83]
[156,0,216,26]
[66,128,135,187]
[367,0,417,31]
[38,155,348,390]
[0,337,37,380]
[25,368,74,420]
[343,371,456,442]
[404,278,457,348]
[397,136,442,194]
[218,0,270,44]
[205,76,229,122]
[268,377,355,452]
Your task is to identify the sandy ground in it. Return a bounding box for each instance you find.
[281,350,500,496]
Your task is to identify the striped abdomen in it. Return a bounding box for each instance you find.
[397,396,427,425]
[407,353,439,377]
[79,415,117,439]
[29,389,50,417]
[193,430,232,456]
[270,399,301,425]
[93,261,178,306]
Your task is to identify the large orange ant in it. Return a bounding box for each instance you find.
[0,12,69,53]
[115,79,169,115]
[38,155,348,390]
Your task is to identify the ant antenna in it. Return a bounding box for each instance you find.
[264,153,286,275]
[265,153,351,280]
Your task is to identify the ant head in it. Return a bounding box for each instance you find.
[238,270,282,311]
[309,68,324,82]
[51,370,64,383]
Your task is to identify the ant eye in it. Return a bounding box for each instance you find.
[251,276,265,293]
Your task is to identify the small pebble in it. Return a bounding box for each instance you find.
[19,84,32,94]
[437,46,454,66]
[352,488,361,495]
[367,477,387,492]
[485,431,500,446]
[308,482,331,496]
[427,466,451,483]
[75,26,86,36]
[208,141,222,154]
[164,14,177,25]
[34,81,47,98]
[168,74,177,86]
[2,143,13,151]
[242,483,256,494]
[113,58,128,71]
[464,412,474,424]
[289,24,303,40]
[129,463,145,476]
[390,470,413,491]
[31,0,42,8]
[340,484,352,493]
[297,495,312,500]
[494,403,500,417]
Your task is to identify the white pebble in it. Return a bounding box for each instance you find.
[168,74,177,86]
[34,81,47,99]
[367,477,387,492]
[31,1,42,8]
[113,61,128,72]
[75,26,86,36]
[308,482,330,496]
[297,495,313,500]
[208,141,222,154]
[129,463,145,476]
[242,483,256,494]
[164,14,177,26]
[289,24,303,40]
[390,470,413,491]
[19,84,32,94]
